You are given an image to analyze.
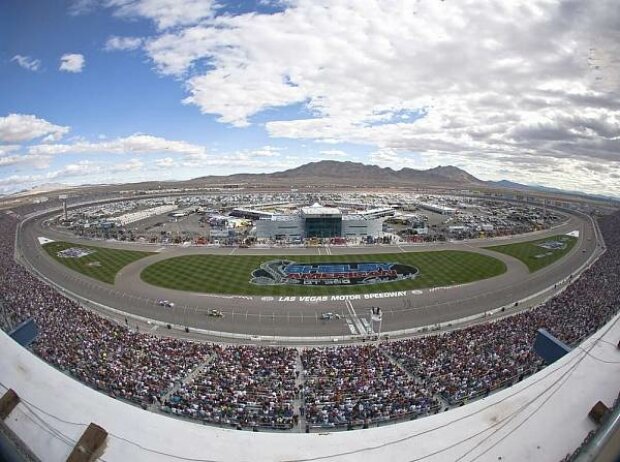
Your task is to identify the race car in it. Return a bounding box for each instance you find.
[320,312,341,320]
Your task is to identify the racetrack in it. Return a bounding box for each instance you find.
[15,201,602,343]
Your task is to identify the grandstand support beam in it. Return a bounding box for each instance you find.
[66,423,107,462]
[0,389,20,420]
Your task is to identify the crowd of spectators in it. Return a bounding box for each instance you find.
[161,345,298,429]
[0,208,619,431]
[1,215,299,430]
[1,218,214,407]
[383,213,620,406]
[302,345,439,427]
[383,321,543,405]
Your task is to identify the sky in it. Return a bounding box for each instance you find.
[1,0,619,197]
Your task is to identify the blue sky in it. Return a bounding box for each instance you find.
[1,0,619,195]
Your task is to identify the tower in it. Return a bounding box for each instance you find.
[59,194,68,221]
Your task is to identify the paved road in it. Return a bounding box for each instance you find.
[16,207,601,342]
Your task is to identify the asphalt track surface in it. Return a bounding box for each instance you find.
[16,206,600,343]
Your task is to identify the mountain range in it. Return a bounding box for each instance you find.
[191,160,484,187]
[5,160,618,204]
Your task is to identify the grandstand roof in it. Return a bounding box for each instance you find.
[231,208,275,218]
[301,203,342,217]
[1,313,619,462]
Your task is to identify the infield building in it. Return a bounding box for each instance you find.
[253,203,393,241]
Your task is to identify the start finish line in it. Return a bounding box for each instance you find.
[273,290,409,303]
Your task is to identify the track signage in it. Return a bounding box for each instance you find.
[251,260,419,286]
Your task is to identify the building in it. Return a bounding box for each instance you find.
[356,207,397,220]
[230,208,275,220]
[341,214,384,239]
[255,215,305,241]
[301,203,343,238]
[254,203,387,241]
[415,201,456,215]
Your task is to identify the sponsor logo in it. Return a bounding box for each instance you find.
[535,238,569,258]
[537,239,568,250]
[57,247,95,259]
[250,260,419,286]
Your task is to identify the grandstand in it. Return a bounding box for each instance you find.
[114,204,178,226]
[255,203,386,240]
[0,207,619,460]
[230,207,275,220]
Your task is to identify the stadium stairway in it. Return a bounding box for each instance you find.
[150,353,217,412]
[293,351,307,432]
[379,348,450,411]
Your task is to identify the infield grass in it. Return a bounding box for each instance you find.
[140,250,506,296]
[485,235,577,272]
[43,241,155,284]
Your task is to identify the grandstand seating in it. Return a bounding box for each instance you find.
[1,208,619,431]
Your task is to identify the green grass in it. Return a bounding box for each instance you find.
[140,251,506,296]
[485,235,578,272]
[43,241,155,284]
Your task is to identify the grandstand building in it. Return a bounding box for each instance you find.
[415,201,456,215]
[254,203,393,240]
[229,208,275,220]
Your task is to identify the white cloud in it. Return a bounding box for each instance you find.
[0,155,27,167]
[0,113,211,193]
[252,146,281,157]
[68,0,98,15]
[0,161,98,193]
[0,158,150,194]
[59,53,85,73]
[110,158,144,171]
[181,154,297,171]
[0,174,45,190]
[0,145,20,156]
[135,0,620,196]
[366,147,620,198]
[11,55,41,71]
[0,114,69,143]
[71,0,217,30]
[0,154,52,169]
[179,147,292,170]
[106,0,216,30]
[155,157,176,168]
[0,117,217,194]
[56,160,100,177]
[29,133,206,157]
[105,35,144,51]
[319,149,348,158]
